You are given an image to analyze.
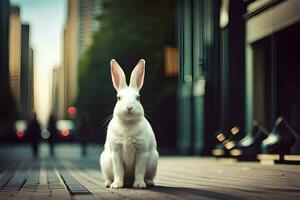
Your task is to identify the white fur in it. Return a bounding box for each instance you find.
[100,59,159,189]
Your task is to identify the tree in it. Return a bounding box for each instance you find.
[77,0,177,151]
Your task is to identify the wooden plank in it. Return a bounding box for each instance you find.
[2,162,30,191]
[45,161,61,185]
[64,161,129,200]
[21,161,40,192]
[0,170,16,189]
[55,161,91,195]
[48,160,77,199]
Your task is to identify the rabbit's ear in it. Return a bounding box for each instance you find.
[111,59,127,91]
[129,59,145,91]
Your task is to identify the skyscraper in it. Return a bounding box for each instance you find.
[20,24,34,120]
[9,6,21,110]
[77,0,101,55]
[64,0,78,110]
[52,66,65,118]
[0,0,17,140]
[0,0,10,92]
[62,0,101,116]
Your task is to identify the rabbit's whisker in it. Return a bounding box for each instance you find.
[144,113,152,121]
[103,114,113,127]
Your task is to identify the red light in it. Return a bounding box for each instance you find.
[16,130,25,139]
[60,129,70,137]
[67,106,77,117]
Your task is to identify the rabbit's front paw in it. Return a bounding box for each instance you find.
[133,180,146,188]
[105,180,112,188]
[145,179,155,187]
[110,180,124,189]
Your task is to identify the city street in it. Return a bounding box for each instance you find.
[1,0,300,199]
[0,144,300,200]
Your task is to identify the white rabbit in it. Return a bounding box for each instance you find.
[100,59,159,189]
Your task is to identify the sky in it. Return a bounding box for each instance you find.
[11,0,67,125]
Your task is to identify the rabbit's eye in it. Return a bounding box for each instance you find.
[136,96,140,101]
[117,96,121,101]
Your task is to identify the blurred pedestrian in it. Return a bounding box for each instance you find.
[77,113,90,157]
[47,114,57,156]
[28,112,41,158]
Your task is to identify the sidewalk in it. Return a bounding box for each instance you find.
[0,144,300,199]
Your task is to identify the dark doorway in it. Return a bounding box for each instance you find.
[252,22,300,131]
[276,22,300,132]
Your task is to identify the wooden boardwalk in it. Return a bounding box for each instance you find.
[0,157,300,200]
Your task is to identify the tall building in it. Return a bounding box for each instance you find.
[63,0,101,115]
[77,0,101,55]
[0,0,17,140]
[20,24,34,120]
[64,0,78,111]
[176,0,300,155]
[0,0,10,92]
[52,66,65,119]
[9,6,21,110]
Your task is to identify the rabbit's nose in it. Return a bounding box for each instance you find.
[127,106,133,112]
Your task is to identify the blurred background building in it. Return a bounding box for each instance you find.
[77,0,101,55]
[62,0,101,117]
[20,24,34,120]
[0,2,35,142]
[52,66,65,118]
[176,0,244,155]
[0,0,17,142]
[177,0,300,155]
[63,0,78,113]
[9,6,21,108]
[9,7,34,121]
